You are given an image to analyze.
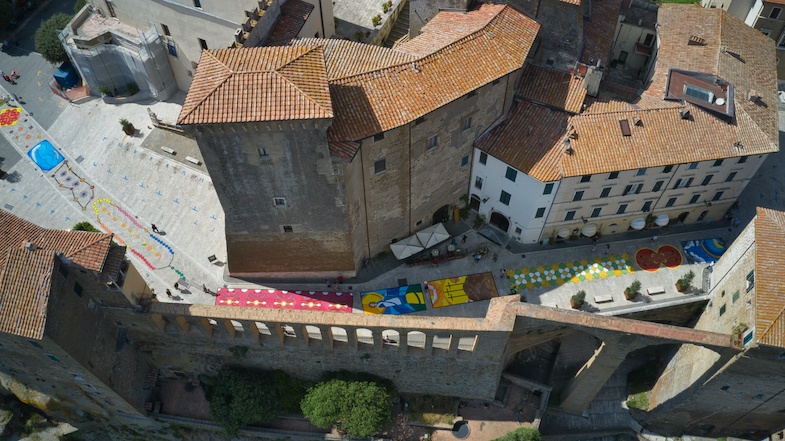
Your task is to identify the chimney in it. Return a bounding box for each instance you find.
[583,66,603,97]
[746,89,758,102]
[679,108,691,120]
[25,242,36,251]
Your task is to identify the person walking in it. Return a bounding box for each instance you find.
[492,253,498,262]
[151,223,160,233]
[166,289,173,298]
[462,234,468,243]
[604,244,611,255]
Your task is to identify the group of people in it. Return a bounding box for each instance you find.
[0,70,19,84]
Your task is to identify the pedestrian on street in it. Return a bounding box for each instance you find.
[492,253,498,262]
[202,284,209,293]
[166,289,173,298]
[174,281,179,290]
[151,223,160,233]
[500,268,507,279]
[462,234,468,243]
[604,244,611,255]
[651,235,658,242]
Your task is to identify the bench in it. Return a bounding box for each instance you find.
[594,295,613,303]
[647,286,666,295]
[160,146,175,155]
[185,156,201,165]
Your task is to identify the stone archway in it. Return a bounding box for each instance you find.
[432,205,450,224]
[489,211,510,233]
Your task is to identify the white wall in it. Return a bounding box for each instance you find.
[470,150,559,244]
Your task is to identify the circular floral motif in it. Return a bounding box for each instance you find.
[635,245,683,272]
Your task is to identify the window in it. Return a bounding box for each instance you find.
[719,304,726,316]
[636,168,647,176]
[712,191,724,201]
[73,282,83,297]
[726,172,737,182]
[623,183,642,195]
[474,176,483,189]
[57,264,68,278]
[689,194,700,204]
[666,197,677,207]
[543,183,554,195]
[479,152,487,165]
[643,33,654,46]
[258,147,269,159]
[701,175,713,186]
[732,290,740,303]
[590,207,601,218]
[198,38,208,50]
[461,155,469,167]
[573,191,584,201]
[535,207,546,218]
[617,204,627,214]
[663,165,673,173]
[608,171,619,179]
[428,135,438,149]
[600,187,611,198]
[374,132,385,142]
[500,190,511,205]
[713,159,724,167]
[415,116,425,125]
[194,0,202,7]
[514,227,522,234]
[688,162,699,170]
[770,6,781,19]
[746,270,755,292]
[684,84,714,103]
[738,156,748,164]
[374,158,386,174]
[651,181,663,192]
[283,225,293,233]
[161,24,171,36]
[580,175,591,183]
[28,340,43,349]
[674,177,693,189]
[565,211,576,221]
[47,354,60,363]
[505,167,517,182]
[273,197,286,207]
[641,201,653,212]
[463,116,472,131]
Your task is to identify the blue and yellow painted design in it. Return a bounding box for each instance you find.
[508,254,634,291]
[426,272,497,308]
[361,284,426,315]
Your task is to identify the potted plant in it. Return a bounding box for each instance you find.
[645,213,656,229]
[676,270,695,292]
[120,118,135,135]
[98,85,111,97]
[571,290,586,309]
[625,280,641,300]
[372,14,382,26]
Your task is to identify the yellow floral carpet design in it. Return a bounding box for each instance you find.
[508,254,634,291]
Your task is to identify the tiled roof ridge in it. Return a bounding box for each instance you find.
[334,5,510,85]
[754,207,785,347]
[327,45,414,82]
[63,233,113,272]
[270,69,333,117]
[177,51,233,125]
[575,101,685,117]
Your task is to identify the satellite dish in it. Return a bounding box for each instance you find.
[715,98,726,106]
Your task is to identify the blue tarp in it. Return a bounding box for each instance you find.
[53,62,79,89]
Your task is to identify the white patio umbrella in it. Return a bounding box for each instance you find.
[655,213,670,227]
[630,218,646,230]
[390,235,425,260]
[415,223,451,248]
[581,224,598,237]
[557,228,571,239]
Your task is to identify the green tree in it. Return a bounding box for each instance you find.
[35,13,72,64]
[201,367,303,435]
[0,2,13,31]
[72,222,100,232]
[491,427,542,441]
[74,0,88,14]
[301,379,393,437]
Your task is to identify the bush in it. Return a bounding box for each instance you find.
[126,82,139,95]
[383,2,390,12]
[625,280,641,300]
[72,222,100,232]
[201,367,305,435]
[301,379,393,437]
[676,270,695,292]
[491,427,541,441]
[35,13,73,64]
[372,14,381,26]
[74,0,87,14]
[571,290,586,309]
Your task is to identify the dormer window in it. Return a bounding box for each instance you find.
[684,84,715,103]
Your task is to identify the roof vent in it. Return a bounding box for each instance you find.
[734,140,744,149]
[25,242,36,251]
[688,35,706,46]
[619,119,632,136]
[679,108,691,120]
[411,62,419,73]
[746,89,759,102]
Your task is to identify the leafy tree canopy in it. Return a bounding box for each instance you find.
[491,427,542,441]
[201,367,304,436]
[35,13,72,64]
[74,0,87,14]
[0,2,12,31]
[72,222,100,232]
[301,379,393,437]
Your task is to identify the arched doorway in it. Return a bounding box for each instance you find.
[489,212,510,232]
[678,212,689,224]
[469,195,481,211]
[432,205,450,224]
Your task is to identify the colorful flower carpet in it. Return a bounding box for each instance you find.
[217,288,353,313]
[508,254,634,291]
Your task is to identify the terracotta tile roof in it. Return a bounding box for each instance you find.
[754,207,785,348]
[559,0,581,5]
[517,64,587,114]
[647,5,778,152]
[0,210,117,339]
[580,0,623,65]
[475,101,566,182]
[286,39,415,80]
[328,140,361,161]
[265,0,314,45]
[178,46,333,125]
[326,4,540,144]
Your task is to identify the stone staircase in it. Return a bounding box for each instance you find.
[384,0,409,48]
